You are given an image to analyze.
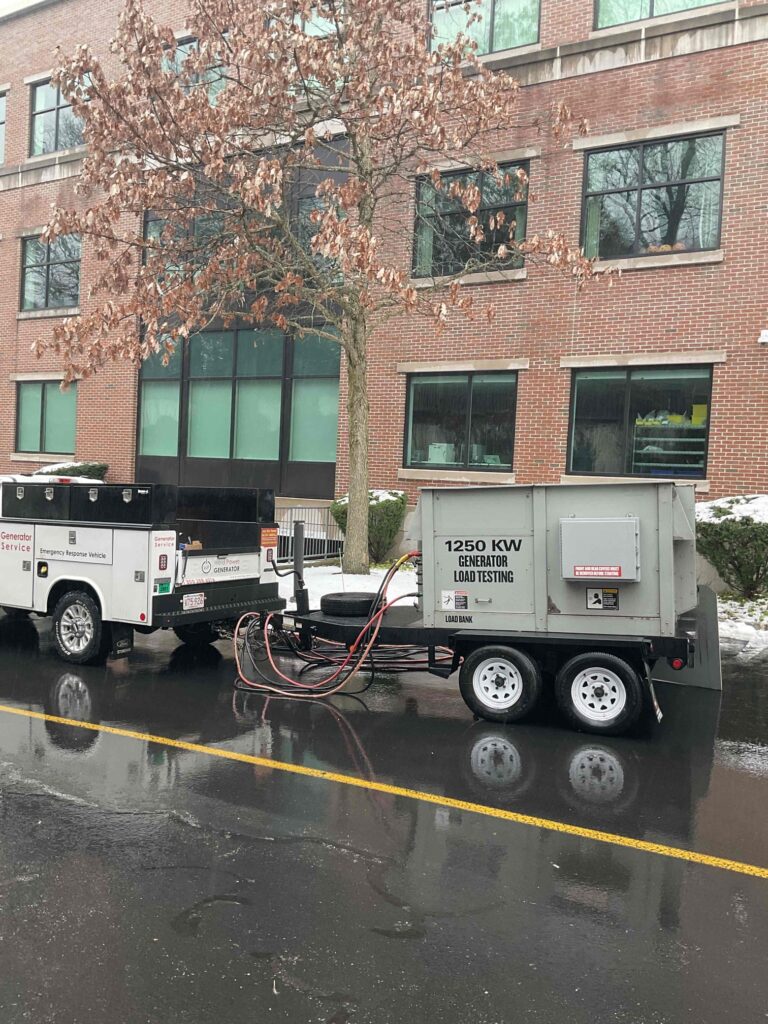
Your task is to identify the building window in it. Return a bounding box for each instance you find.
[405,372,517,470]
[596,0,722,30]
[431,0,539,55]
[0,93,7,165]
[21,235,81,311]
[582,133,724,260]
[30,80,83,156]
[164,38,226,102]
[138,328,340,464]
[16,381,77,454]
[413,163,528,278]
[568,367,712,478]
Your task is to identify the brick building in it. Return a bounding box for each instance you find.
[0,0,766,508]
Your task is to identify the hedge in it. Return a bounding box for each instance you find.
[330,490,407,563]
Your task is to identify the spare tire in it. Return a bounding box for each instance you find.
[320,592,379,617]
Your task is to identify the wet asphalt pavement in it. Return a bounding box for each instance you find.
[0,615,767,1023]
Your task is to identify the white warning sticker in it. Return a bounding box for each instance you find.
[441,590,468,611]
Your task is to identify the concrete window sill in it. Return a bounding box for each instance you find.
[595,250,724,273]
[410,268,527,289]
[24,145,87,169]
[399,468,517,484]
[10,452,74,464]
[561,474,710,494]
[17,307,79,321]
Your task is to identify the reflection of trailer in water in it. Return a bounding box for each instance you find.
[0,482,284,664]
[291,483,721,736]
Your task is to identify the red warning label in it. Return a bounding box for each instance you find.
[261,527,279,549]
[573,565,622,578]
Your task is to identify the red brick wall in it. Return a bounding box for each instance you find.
[0,0,764,505]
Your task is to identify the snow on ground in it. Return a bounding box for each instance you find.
[331,489,405,506]
[275,562,418,609]
[696,494,768,524]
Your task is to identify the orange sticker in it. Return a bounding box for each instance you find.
[261,527,279,548]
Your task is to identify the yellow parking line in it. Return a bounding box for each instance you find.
[1,701,766,880]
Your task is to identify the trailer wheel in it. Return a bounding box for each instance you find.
[555,652,643,736]
[173,622,219,648]
[459,646,542,723]
[52,591,105,665]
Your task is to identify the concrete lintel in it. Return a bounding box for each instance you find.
[397,358,530,373]
[9,371,65,381]
[573,117,740,151]
[560,350,727,368]
[23,70,53,86]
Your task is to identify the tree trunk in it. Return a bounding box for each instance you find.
[342,317,370,574]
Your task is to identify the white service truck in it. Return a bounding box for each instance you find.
[0,481,285,663]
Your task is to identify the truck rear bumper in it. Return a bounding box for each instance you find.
[152,581,284,627]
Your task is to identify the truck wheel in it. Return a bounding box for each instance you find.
[459,646,542,723]
[52,591,105,665]
[173,622,219,648]
[555,652,643,736]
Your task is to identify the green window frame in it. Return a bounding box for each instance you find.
[595,0,723,30]
[404,372,518,471]
[581,132,724,261]
[430,0,540,55]
[413,163,528,279]
[20,234,81,311]
[30,80,83,156]
[567,366,713,479]
[16,380,77,455]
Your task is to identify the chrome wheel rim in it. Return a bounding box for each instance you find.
[568,746,625,804]
[472,658,523,711]
[571,667,627,723]
[470,734,523,787]
[54,673,92,721]
[59,603,95,655]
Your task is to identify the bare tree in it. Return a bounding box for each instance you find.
[43,0,593,572]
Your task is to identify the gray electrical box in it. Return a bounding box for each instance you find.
[416,482,697,638]
[559,517,640,582]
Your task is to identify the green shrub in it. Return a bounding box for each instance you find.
[331,490,408,563]
[697,500,768,599]
[39,461,109,480]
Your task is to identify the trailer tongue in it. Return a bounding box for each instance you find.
[0,481,285,663]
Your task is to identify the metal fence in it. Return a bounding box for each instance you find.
[275,505,344,564]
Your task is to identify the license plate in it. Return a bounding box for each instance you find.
[182,592,205,611]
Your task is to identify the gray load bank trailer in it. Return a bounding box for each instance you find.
[296,482,720,735]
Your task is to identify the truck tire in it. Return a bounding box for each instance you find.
[52,591,106,665]
[173,622,219,648]
[459,646,543,723]
[555,652,643,736]
[320,592,378,617]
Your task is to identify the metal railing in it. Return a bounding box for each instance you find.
[275,505,344,564]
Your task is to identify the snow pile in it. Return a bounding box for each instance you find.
[696,494,768,524]
[275,563,418,608]
[332,489,405,507]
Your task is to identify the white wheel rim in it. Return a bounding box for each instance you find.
[59,603,95,654]
[472,657,523,711]
[568,746,625,804]
[571,667,627,723]
[470,735,523,787]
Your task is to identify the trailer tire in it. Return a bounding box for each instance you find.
[320,592,379,617]
[173,622,219,648]
[52,591,105,665]
[459,646,543,723]
[555,652,643,736]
